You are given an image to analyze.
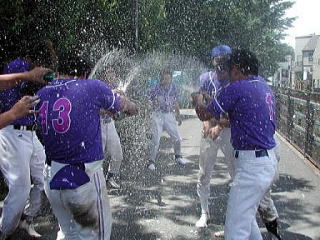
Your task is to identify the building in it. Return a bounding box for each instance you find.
[272,55,293,88]
[294,34,320,91]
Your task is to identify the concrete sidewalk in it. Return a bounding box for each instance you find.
[7,109,320,239]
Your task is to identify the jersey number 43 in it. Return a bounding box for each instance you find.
[38,98,72,134]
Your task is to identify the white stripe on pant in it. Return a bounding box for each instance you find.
[44,160,112,240]
[225,149,277,240]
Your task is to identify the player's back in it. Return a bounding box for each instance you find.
[224,76,276,150]
[37,78,118,164]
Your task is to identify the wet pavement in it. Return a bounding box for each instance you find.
[3,109,320,240]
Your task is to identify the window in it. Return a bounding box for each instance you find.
[282,69,289,78]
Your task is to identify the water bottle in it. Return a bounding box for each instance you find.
[43,72,55,82]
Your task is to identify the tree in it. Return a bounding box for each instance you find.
[164,0,296,76]
[0,0,296,77]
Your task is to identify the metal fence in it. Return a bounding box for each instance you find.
[273,87,320,168]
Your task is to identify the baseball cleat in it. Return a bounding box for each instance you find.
[175,157,187,165]
[0,230,6,240]
[195,212,209,228]
[214,230,224,238]
[147,163,156,170]
[19,220,42,238]
[107,176,120,189]
[264,219,282,240]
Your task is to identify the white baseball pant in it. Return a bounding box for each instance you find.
[258,135,281,221]
[197,128,279,220]
[225,149,277,240]
[0,125,45,235]
[149,111,182,163]
[44,160,112,240]
[100,118,123,174]
[197,128,234,214]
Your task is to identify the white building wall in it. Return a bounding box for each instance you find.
[313,39,320,89]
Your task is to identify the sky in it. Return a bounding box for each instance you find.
[282,0,320,47]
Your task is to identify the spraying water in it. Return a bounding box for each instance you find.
[87,49,207,181]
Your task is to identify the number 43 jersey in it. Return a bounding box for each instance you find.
[36,78,121,164]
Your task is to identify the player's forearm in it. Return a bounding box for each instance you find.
[202,121,210,129]
[195,103,214,121]
[0,110,18,129]
[218,117,230,128]
[0,72,27,89]
[0,68,50,89]
[119,96,138,116]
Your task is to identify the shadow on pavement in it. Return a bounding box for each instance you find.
[1,125,318,239]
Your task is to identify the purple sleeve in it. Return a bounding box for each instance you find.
[198,73,206,92]
[206,83,237,117]
[90,80,121,114]
[199,82,208,93]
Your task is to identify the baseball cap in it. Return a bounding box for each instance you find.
[211,45,232,58]
[3,58,30,74]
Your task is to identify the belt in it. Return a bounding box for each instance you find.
[13,124,36,131]
[159,110,174,113]
[46,159,85,170]
[234,149,268,159]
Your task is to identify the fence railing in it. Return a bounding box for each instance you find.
[273,87,320,168]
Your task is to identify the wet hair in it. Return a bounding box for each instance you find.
[24,40,54,68]
[229,49,259,76]
[58,49,93,77]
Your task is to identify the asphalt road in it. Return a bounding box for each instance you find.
[4,109,320,240]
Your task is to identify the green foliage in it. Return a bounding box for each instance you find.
[0,0,296,77]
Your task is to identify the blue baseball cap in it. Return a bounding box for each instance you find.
[211,45,232,58]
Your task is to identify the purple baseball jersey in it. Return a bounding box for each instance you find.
[207,76,276,150]
[148,83,178,112]
[36,78,121,164]
[0,58,35,126]
[197,71,224,97]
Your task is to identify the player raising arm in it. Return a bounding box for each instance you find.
[0,68,51,129]
[36,50,138,240]
[0,67,51,89]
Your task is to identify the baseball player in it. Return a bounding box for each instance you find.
[193,45,235,228]
[147,67,185,170]
[0,68,50,129]
[99,67,124,189]
[0,56,51,238]
[194,46,281,239]
[194,49,278,239]
[36,51,138,240]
